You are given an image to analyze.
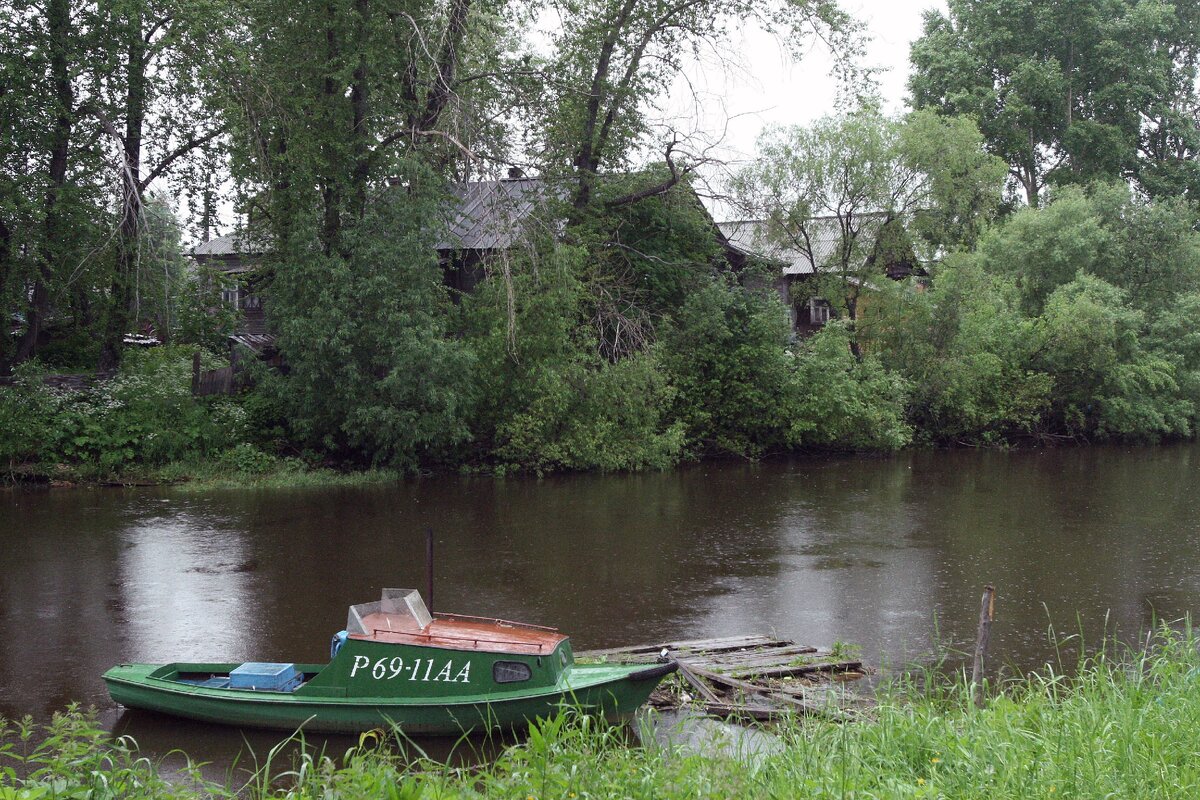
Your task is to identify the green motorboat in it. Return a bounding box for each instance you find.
[103,589,676,734]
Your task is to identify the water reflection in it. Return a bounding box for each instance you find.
[2,444,1200,764]
[118,511,257,661]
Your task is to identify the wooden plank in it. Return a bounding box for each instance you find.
[700,645,821,668]
[725,660,862,680]
[676,662,721,703]
[703,702,792,722]
[687,664,783,700]
[687,665,848,720]
[579,634,781,659]
[671,635,793,653]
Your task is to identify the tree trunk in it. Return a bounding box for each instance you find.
[570,0,639,213]
[320,9,342,257]
[11,0,73,368]
[99,3,146,371]
[349,0,371,222]
[846,294,862,360]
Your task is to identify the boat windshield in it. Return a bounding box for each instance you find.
[346,588,432,636]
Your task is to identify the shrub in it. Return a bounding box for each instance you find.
[789,323,913,451]
[464,246,684,472]
[661,278,797,457]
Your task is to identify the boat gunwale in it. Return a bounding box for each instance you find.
[103,662,662,709]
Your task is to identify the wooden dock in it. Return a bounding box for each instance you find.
[579,634,869,723]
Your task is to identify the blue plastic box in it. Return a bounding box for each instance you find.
[229,662,301,692]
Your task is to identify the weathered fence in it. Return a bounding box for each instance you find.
[193,365,234,396]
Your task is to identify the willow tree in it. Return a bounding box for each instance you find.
[737,107,1006,353]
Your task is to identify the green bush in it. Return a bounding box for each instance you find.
[0,362,64,470]
[661,278,797,458]
[464,245,684,473]
[218,442,280,475]
[789,323,912,451]
[1034,275,1192,440]
[495,351,684,472]
[0,348,250,478]
[872,255,1052,443]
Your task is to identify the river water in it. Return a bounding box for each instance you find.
[2,444,1199,764]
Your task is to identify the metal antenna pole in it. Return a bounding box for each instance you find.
[425,527,434,614]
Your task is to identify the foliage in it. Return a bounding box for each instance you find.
[660,278,797,458]
[534,0,862,211]
[910,0,1200,204]
[0,347,248,478]
[173,265,239,354]
[462,245,684,472]
[737,106,1005,350]
[0,706,229,799]
[1,0,232,370]
[872,255,1052,443]
[261,180,475,470]
[0,363,66,474]
[1034,275,1193,440]
[789,323,912,451]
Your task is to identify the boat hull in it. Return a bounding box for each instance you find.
[103,662,675,734]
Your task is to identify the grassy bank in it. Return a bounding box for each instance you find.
[5,628,1200,799]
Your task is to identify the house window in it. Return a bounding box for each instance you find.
[808,298,832,325]
[221,284,240,308]
[493,661,532,683]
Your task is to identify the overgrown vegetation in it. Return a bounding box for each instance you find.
[5,0,1200,480]
[6,627,1200,798]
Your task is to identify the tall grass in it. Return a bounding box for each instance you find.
[6,626,1200,798]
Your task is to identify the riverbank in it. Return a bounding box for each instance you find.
[5,630,1198,799]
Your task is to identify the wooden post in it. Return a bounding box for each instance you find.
[191,350,201,395]
[970,584,995,708]
[425,527,434,614]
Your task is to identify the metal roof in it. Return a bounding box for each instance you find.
[718,215,886,276]
[435,178,563,251]
[192,179,563,259]
[192,231,270,258]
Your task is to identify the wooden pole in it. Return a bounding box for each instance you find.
[425,527,434,614]
[970,584,995,708]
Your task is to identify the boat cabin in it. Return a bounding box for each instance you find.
[296,589,575,700]
[346,588,568,655]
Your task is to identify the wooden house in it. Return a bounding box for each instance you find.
[191,230,275,359]
[718,215,922,333]
[193,175,736,348]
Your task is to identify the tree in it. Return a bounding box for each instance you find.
[736,106,1005,353]
[1033,274,1192,440]
[1,0,228,371]
[461,244,685,472]
[219,0,530,465]
[975,183,1200,315]
[660,277,797,457]
[910,0,1200,205]
[1,0,93,369]
[531,0,862,213]
[871,253,1052,443]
